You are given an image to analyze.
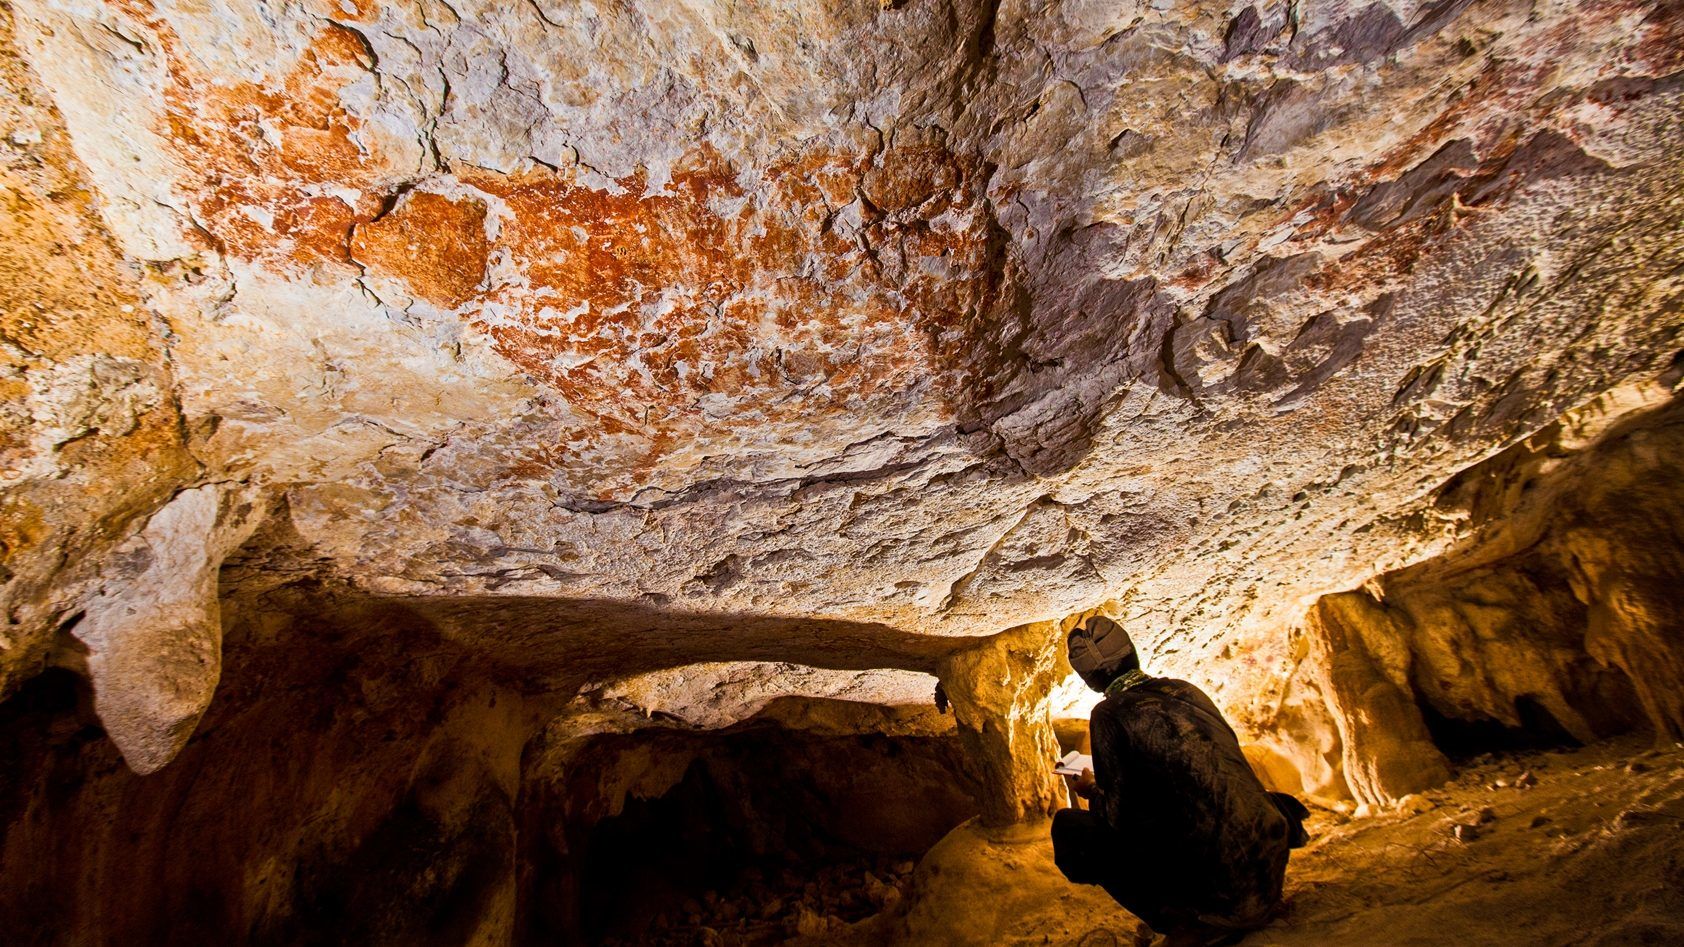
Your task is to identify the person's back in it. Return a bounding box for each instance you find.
[1088,675,1291,930]
[1052,618,1306,943]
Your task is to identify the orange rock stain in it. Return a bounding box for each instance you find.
[120,4,1003,480]
[350,192,490,309]
[118,0,385,267]
[456,145,993,431]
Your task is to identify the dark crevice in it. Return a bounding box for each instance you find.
[527,726,982,946]
[1416,695,1584,763]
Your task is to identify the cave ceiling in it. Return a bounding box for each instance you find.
[5,0,1683,717]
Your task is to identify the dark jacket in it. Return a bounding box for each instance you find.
[1086,674,1296,928]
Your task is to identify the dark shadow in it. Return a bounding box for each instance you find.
[0,576,1004,946]
[530,722,981,946]
[1416,694,1581,762]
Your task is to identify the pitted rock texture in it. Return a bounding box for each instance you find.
[2,0,1683,782]
[0,1,196,699]
[1245,370,1684,805]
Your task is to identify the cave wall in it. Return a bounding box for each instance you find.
[517,718,979,943]
[1387,381,1684,746]
[0,1,197,701]
[2,384,1682,939]
[0,0,1682,939]
[0,568,993,946]
[1249,373,1684,805]
[2,2,1680,749]
[0,584,533,946]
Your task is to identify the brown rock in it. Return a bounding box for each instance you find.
[0,1,1682,943]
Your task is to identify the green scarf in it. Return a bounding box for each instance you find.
[1103,668,1151,700]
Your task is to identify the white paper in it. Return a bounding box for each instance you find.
[1053,750,1093,776]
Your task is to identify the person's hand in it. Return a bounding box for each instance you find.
[1073,767,1097,799]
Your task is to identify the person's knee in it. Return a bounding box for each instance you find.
[1052,809,1112,885]
[1052,807,1089,840]
[1057,805,1112,833]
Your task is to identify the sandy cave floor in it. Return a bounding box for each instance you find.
[790,735,1684,947]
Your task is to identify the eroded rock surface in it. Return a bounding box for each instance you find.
[0,0,197,702]
[0,0,1682,942]
[1248,372,1684,804]
[5,0,1680,708]
[68,482,265,773]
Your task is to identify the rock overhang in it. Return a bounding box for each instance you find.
[3,0,1682,759]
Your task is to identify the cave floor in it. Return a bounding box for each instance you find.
[812,735,1684,946]
[1260,735,1684,947]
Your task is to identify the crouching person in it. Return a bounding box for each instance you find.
[1052,617,1309,945]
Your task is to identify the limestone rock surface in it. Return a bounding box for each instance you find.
[1,3,1684,940]
[1,0,1682,789]
[69,482,265,773]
